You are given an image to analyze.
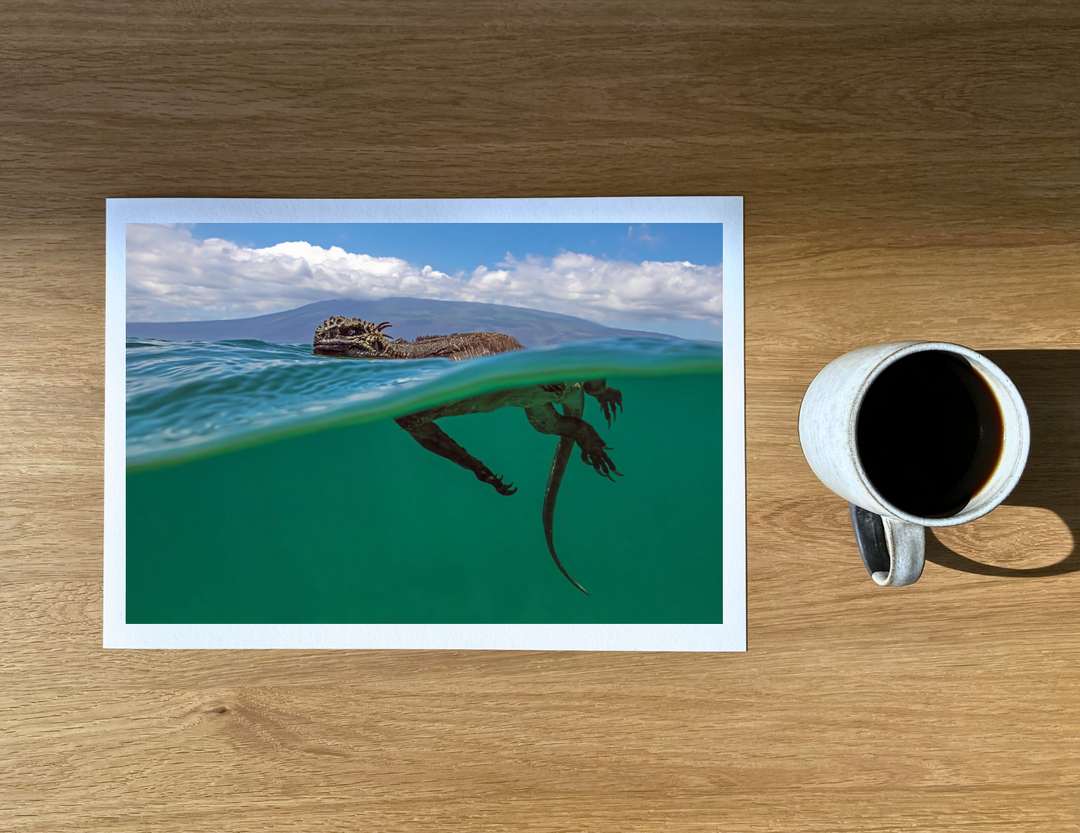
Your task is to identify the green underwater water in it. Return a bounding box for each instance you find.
[127,372,723,624]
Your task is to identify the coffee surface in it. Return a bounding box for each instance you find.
[856,352,1003,518]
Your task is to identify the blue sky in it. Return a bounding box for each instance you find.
[188,222,722,275]
[127,223,724,340]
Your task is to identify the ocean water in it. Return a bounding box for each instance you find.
[126,336,723,624]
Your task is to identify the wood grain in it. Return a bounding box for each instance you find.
[1,2,1077,830]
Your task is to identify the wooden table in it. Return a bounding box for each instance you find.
[2,3,1077,831]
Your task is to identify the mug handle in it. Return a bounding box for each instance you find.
[848,503,926,586]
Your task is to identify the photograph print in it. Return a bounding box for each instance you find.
[106,198,744,650]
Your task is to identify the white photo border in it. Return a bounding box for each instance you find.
[104,197,745,651]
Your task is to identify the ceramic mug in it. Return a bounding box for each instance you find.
[799,342,1030,586]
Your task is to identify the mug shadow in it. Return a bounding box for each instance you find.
[924,349,1080,577]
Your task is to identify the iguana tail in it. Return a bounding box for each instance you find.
[542,389,588,595]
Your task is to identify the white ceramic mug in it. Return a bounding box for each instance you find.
[799,342,1030,586]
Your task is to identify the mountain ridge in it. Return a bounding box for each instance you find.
[126,297,682,348]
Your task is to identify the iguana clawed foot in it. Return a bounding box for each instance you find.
[582,380,622,428]
[575,423,621,482]
[596,389,623,428]
[482,472,518,496]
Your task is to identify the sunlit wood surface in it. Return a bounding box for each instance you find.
[1,3,1077,831]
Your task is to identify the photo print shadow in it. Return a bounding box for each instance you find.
[925,350,1080,578]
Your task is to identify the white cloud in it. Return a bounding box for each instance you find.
[126,224,722,327]
[455,252,721,324]
[629,223,662,245]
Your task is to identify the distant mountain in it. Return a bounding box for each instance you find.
[126,297,679,348]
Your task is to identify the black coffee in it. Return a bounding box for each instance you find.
[856,351,1003,518]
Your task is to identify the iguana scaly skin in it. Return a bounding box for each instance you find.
[313,316,623,594]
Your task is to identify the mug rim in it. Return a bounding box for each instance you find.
[846,341,1031,527]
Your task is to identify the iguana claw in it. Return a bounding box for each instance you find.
[484,473,517,495]
[598,390,623,428]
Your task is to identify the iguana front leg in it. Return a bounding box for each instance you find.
[394,419,518,495]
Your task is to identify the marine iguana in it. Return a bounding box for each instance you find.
[312,315,623,594]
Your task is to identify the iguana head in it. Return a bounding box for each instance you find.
[313,316,395,358]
